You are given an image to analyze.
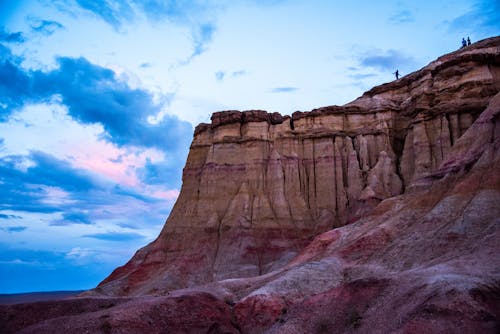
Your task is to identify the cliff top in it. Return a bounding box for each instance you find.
[194,36,500,136]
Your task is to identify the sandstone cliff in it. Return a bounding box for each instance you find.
[2,37,498,334]
[95,37,500,296]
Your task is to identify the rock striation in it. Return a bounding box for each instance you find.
[95,37,500,296]
[2,37,499,334]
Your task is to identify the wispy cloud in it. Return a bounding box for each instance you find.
[448,0,500,35]
[30,19,64,36]
[75,0,134,29]
[72,0,218,63]
[388,9,415,24]
[358,49,416,72]
[83,231,144,241]
[348,73,377,80]
[192,23,215,58]
[270,87,298,93]
[0,213,22,219]
[2,226,27,232]
[215,69,247,82]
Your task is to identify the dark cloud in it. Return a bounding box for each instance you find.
[359,49,416,72]
[448,0,500,35]
[0,150,169,227]
[137,158,183,188]
[61,211,92,225]
[83,231,144,241]
[30,19,64,36]
[0,28,24,43]
[0,213,22,219]
[0,152,96,214]
[0,45,31,121]
[0,48,192,155]
[3,226,27,232]
[270,87,298,93]
[388,10,414,24]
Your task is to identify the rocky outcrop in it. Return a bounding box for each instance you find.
[95,37,500,296]
[2,36,499,334]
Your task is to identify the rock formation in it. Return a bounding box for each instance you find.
[95,36,500,296]
[1,36,499,333]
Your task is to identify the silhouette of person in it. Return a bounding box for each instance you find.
[394,70,399,80]
[467,37,471,45]
[462,38,467,48]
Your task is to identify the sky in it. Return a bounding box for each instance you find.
[0,0,498,294]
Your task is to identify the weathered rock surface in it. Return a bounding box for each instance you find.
[1,37,499,334]
[96,37,500,296]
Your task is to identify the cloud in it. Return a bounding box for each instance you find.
[0,152,96,213]
[2,226,27,233]
[191,23,215,57]
[69,1,217,65]
[0,248,119,292]
[270,87,298,93]
[75,0,134,29]
[0,28,24,43]
[348,73,377,80]
[215,71,225,81]
[30,19,65,36]
[83,231,145,241]
[215,70,246,82]
[0,213,22,219]
[0,47,192,155]
[359,49,416,72]
[388,10,415,24]
[448,0,500,35]
[232,70,246,77]
[137,158,183,188]
[60,211,92,225]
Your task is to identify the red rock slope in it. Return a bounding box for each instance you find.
[1,37,498,334]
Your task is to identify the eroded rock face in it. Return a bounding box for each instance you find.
[95,37,500,297]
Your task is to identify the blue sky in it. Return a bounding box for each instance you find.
[0,0,498,293]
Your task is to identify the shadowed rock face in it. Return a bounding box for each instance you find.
[96,37,500,297]
[2,37,499,334]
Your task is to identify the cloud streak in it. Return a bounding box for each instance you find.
[270,87,298,93]
[83,231,145,241]
[359,49,416,72]
[30,19,64,36]
[448,0,500,35]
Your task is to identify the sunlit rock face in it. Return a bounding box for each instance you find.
[95,37,500,297]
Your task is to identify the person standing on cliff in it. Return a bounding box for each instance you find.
[394,69,399,80]
[462,37,467,48]
[467,37,471,45]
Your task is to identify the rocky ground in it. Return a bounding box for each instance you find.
[1,37,499,333]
